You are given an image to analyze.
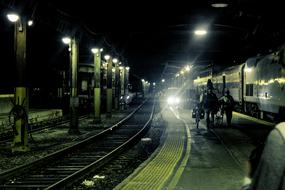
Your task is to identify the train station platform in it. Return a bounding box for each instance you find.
[115,107,271,190]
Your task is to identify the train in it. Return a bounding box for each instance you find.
[191,45,285,122]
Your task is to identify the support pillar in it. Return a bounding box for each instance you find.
[106,57,112,118]
[120,66,125,110]
[12,17,29,152]
[114,63,120,110]
[68,37,80,134]
[93,49,101,123]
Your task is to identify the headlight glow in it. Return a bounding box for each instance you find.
[167,96,180,105]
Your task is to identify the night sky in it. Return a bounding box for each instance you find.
[1,0,285,89]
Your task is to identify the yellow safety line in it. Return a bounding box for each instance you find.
[233,111,274,127]
[120,109,186,190]
[166,111,192,190]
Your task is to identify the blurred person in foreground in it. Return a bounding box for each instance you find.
[242,122,285,190]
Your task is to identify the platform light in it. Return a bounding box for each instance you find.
[142,79,145,82]
[119,66,124,70]
[91,48,99,54]
[104,55,110,60]
[194,30,207,36]
[162,79,165,82]
[7,13,19,22]
[112,58,118,63]
[62,37,71,45]
[126,66,130,71]
[28,20,33,26]
[185,65,191,72]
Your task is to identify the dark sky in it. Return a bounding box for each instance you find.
[1,0,285,87]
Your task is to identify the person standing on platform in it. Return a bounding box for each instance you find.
[220,89,234,127]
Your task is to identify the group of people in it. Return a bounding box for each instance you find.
[198,79,234,129]
[196,79,285,190]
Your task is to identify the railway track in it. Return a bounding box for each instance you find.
[0,100,154,189]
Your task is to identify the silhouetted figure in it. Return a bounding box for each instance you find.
[220,89,234,127]
[201,88,219,129]
[207,79,214,90]
[246,122,285,190]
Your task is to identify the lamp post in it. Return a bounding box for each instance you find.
[8,13,30,152]
[62,36,80,134]
[91,48,102,123]
[105,55,112,118]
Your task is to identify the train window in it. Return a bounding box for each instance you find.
[246,84,253,96]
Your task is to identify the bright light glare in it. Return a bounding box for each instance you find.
[28,20,33,26]
[104,55,110,60]
[142,79,145,82]
[126,66,130,71]
[167,96,180,105]
[185,65,191,71]
[62,37,71,45]
[100,48,103,52]
[211,3,228,8]
[91,48,99,54]
[162,79,165,82]
[7,13,19,22]
[153,82,156,86]
[112,58,118,63]
[194,30,207,36]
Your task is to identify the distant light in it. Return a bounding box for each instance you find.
[100,48,103,52]
[126,66,130,71]
[211,3,228,8]
[119,66,124,70]
[194,30,207,36]
[28,20,33,26]
[62,37,71,45]
[176,74,180,77]
[91,48,99,54]
[119,62,122,65]
[112,68,115,72]
[142,79,145,82]
[112,58,118,63]
[185,65,191,72]
[153,82,156,86]
[162,79,165,82]
[104,55,110,60]
[180,70,184,75]
[7,13,19,22]
[68,47,71,52]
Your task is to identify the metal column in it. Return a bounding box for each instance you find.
[68,38,80,134]
[12,17,29,152]
[120,66,125,110]
[106,57,112,118]
[114,63,120,110]
[93,50,101,123]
